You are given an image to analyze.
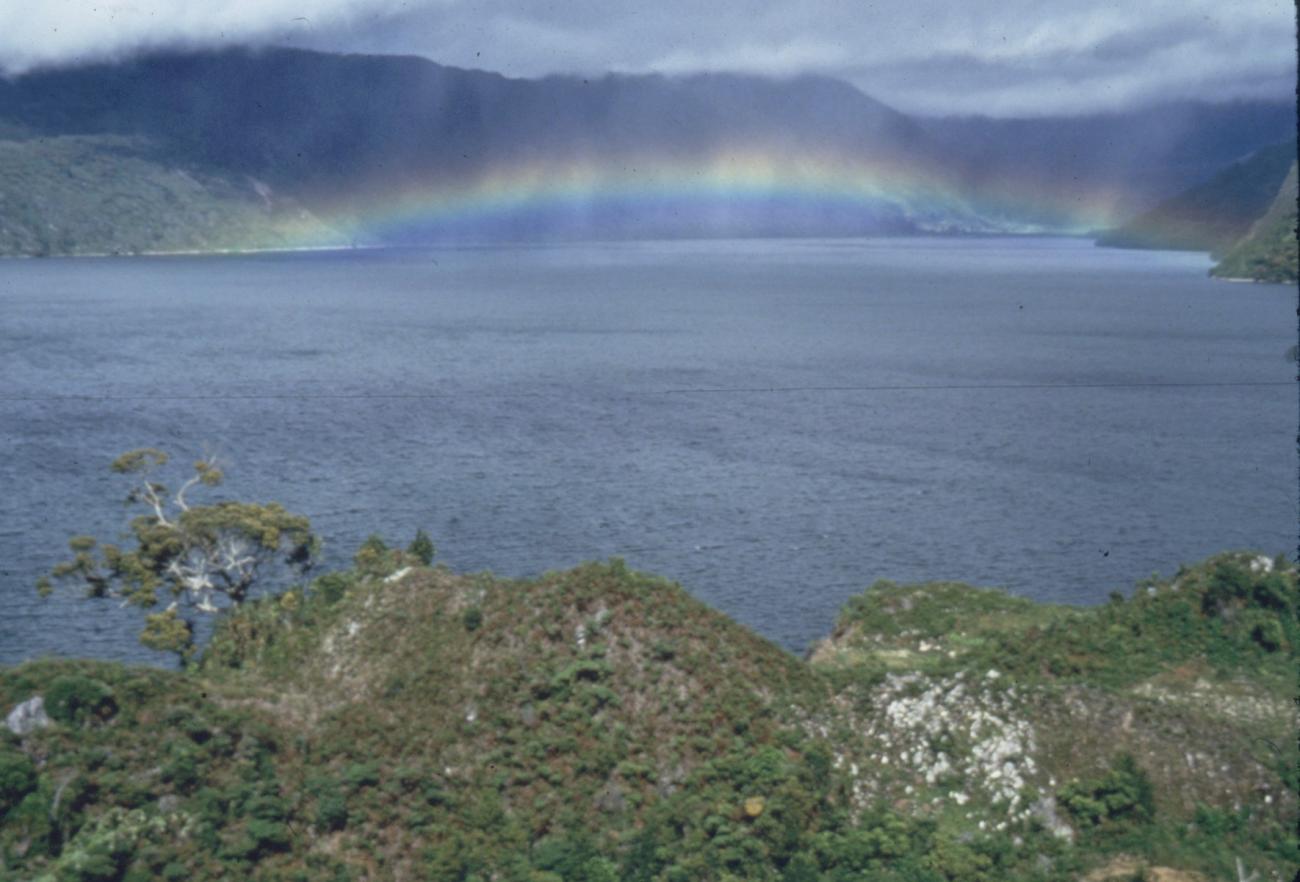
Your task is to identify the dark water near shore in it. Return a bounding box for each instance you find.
[1,237,1295,665]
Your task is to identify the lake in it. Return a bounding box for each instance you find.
[1,237,1295,665]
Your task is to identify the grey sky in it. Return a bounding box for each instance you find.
[0,0,1294,116]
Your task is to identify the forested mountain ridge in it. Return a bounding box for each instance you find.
[1095,139,1296,254]
[0,46,1294,254]
[0,133,340,256]
[1211,160,1299,283]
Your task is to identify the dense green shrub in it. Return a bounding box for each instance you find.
[1058,754,1155,829]
[0,749,37,816]
[160,747,200,792]
[531,834,600,880]
[313,572,354,605]
[344,762,380,791]
[408,530,436,566]
[1250,616,1284,651]
[45,675,117,726]
[245,817,291,854]
[316,793,349,832]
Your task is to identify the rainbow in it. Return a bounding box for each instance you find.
[283,147,1131,247]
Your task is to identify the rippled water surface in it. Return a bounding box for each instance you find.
[1,238,1295,664]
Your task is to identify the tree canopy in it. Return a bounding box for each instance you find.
[38,449,317,661]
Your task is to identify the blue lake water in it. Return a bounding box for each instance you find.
[1,237,1295,665]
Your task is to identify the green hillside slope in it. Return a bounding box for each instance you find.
[1211,161,1299,283]
[1096,140,1295,254]
[2,552,1295,881]
[0,134,340,256]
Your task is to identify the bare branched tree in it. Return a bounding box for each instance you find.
[38,449,317,662]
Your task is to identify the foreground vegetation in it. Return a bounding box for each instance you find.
[3,546,1296,881]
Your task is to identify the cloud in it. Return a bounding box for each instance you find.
[840,12,1297,116]
[0,0,1294,116]
[642,39,851,78]
[0,0,414,72]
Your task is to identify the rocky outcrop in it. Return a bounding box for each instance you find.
[4,695,51,735]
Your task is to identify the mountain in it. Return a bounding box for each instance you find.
[2,552,1295,880]
[0,46,1295,253]
[1094,139,1296,253]
[0,48,928,186]
[1212,161,1299,283]
[0,47,951,249]
[921,103,1298,229]
[0,132,340,256]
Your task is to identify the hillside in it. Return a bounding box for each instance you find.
[1211,161,1299,284]
[0,48,951,248]
[2,550,1295,881]
[0,47,1294,251]
[1094,140,1296,254]
[923,102,1297,232]
[0,133,340,256]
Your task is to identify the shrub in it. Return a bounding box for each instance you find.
[45,675,117,726]
[1246,614,1284,652]
[354,534,406,578]
[1058,754,1155,829]
[1250,573,1291,611]
[246,817,291,853]
[0,749,37,815]
[317,793,349,832]
[462,607,483,632]
[313,571,354,605]
[1192,804,1243,837]
[244,793,290,822]
[532,834,600,881]
[344,762,380,791]
[1201,559,1250,617]
[408,530,436,566]
[4,788,56,859]
[651,640,676,662]
[160,748,200,792]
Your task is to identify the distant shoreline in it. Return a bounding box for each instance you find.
[0,243,365,260]
[0,232,1105,261]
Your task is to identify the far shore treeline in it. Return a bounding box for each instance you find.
[0,46,1295,281]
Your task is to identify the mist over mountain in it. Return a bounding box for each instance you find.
[0,46,1294,251]
[1094,138,1297,254]
[921,102,1298,228]
[1211,160,1300,284]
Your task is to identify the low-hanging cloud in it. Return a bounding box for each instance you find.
[0,0,415,72]
[0,0,1293,117]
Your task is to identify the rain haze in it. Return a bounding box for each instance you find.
[0,0,1295,115]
